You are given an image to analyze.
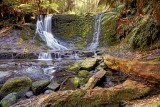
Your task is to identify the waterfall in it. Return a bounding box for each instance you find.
[36,15,68,51]
[38,52,52,60]
[88,14,102,50]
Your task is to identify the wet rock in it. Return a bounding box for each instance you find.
[0,92,17,107]
[82,51,94,57]
[0,77,32,98]
[0,71,12,84]
[44,90,53,94]
[32,80,50,94]
[71,77,80,87]
[14,66,49,81]
[81,58,97,71]
[25,91,34,98]
[47,82,60,91]
[66,62,81,71]
[78,70,93,78]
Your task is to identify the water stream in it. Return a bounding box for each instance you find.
[36,15,68,60]
[88,14,102,51]
[36,14,102,60]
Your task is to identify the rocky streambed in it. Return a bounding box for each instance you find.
[0,54,159,107]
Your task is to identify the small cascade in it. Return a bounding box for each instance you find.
[36,15,68,51]
[55,52,62,61]
[43,66,56,76]
[38,52,52,60]
[88,14,103,51]
[69,51,81,60]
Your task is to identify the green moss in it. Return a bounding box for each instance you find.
[52,14,94,49]
[78,70,93,78]
[71,77,80,87]
[0,77,32,98]
[32,80,50,93]
[128,16,160,50]
[0,92,17,107]
[81,58,97,71]
[66,62,81,71]
[101,12,118,46]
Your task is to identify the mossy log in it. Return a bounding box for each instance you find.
[12,80,150,107]
[83,69,106,90]
[104,55,160,83]
[126,95,160,107]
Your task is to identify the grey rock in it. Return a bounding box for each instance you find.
[0,92,17,107]
[0,71,12,84]
[47,82,60,90]
[32,79,50,94]
[25,91,34,98]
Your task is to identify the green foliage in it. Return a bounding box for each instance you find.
[101,11,118,45]
[41,0,59,13]
[128,16,160,50]
[53,14,94,49]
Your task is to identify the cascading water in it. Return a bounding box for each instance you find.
[88,14,102,51]
[36,15,68,60]
[36,15,68,51]
[38,52,52,60]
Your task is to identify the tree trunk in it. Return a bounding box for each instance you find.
[104,55,160,83]
[83,69,106,90]
[12,80,150,107]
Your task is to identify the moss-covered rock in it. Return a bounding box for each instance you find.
[0,92,17,107]
[81,58,97,71]
[66,62,81,71]
[71,77,80,88]
[32,80,50,94]
[78,70,93,78]
[0,77,32,99]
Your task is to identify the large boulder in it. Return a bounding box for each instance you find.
[0,77,32,99]
[104,55,160,83]
[32,80,50,94]
[81,58,97,71]
[0,92,17,107]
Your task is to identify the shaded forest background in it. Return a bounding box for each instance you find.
[0,0,160,50]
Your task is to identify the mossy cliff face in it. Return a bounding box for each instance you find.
[100,12,118,46]
[52,14,94,49]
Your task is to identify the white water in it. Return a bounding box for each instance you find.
[88,14,102,50]
[38,52,52,60]
[55,52,62,61]
[36,15,68,60]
